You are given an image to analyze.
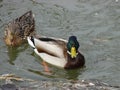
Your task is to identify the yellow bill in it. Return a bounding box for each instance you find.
[71,46,77,58]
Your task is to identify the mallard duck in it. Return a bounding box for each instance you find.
[27,36,85,69]
[4,11,35,46]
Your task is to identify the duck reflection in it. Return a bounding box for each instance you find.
[27,64,85,80]
[7,44,28,65]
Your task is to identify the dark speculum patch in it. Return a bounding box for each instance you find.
[39,37,56,42]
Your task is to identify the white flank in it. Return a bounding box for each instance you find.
[34,49,67,68]
[27,36,68,68]
[34,38,64,58]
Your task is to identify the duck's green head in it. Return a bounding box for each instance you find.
[67,36,80,58]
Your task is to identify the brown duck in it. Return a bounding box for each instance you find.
[4,11,35,46]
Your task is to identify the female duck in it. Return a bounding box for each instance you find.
[4,11,35,46]
[27,36,85,69]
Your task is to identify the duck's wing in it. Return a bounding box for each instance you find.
[27,36,67,58]
[34,48,67,68]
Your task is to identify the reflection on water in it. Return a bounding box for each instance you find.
[7,44,28,65]
[28,67,85,80]
[0,0,120,86]
[7,47,18,65]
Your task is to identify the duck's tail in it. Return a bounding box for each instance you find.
[27,36,35,49]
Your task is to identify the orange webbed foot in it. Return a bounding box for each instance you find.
[42,61,52,74]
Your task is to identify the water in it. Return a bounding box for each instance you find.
[0,0,120,87]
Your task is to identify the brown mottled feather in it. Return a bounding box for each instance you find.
[4,11,35,46]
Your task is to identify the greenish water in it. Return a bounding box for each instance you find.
[0,0,120,86]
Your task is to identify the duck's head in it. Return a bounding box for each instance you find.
[67,36,80,58]
[4,28,23,46]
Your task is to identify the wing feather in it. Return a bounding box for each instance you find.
[34,37,67,58]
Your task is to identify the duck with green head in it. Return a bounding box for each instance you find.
[27,36,85,70]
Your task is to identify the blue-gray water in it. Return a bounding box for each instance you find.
[0,0,120,87]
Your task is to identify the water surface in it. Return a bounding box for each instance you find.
[0,0,120,86]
